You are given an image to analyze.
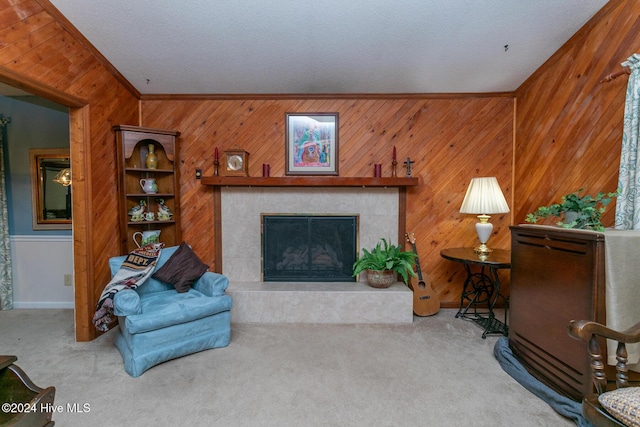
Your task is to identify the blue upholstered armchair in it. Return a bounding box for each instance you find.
[109,245,232,377]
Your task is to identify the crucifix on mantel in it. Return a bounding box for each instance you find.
[404,157,415,177]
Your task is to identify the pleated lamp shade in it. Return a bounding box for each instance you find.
[460,177,509,253]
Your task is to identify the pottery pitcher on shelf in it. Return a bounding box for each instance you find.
[140,178,157,194]
[133,230,161,248]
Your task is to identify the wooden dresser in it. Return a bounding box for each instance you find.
[509,225,606,400]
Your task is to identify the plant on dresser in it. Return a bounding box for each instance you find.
[113,125,182,253]
[525,188,619,232]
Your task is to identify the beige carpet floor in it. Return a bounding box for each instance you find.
[1,308,575,426]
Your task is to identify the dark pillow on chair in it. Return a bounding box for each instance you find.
[152,242,209,293]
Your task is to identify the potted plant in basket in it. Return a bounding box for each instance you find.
[352,238,417,288]
[525,188,619,232]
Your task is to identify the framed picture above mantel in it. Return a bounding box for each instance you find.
[285,113,338,176]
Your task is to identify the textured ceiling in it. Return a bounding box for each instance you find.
[40,1,608,95]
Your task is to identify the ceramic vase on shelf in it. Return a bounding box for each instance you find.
[145,143,158,169]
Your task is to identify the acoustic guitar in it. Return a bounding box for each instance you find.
[405,232,440,316]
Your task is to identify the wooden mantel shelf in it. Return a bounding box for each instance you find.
[201,176,419,187]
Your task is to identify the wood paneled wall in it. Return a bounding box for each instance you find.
[2,0,634,339]
[0,0,139,341]
[514,0,638,225]
[141,96,514,307]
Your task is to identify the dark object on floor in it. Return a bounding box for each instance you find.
[0,355,56,426]
[568,320,640,426]
[493,337,591,427]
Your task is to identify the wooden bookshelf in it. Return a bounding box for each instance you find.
[114,125,182,253]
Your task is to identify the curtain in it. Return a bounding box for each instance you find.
[615,54,640,229]
[0,115,12,310]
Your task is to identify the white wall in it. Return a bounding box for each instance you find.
[10,235,74,308]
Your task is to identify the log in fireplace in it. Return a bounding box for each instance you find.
[262,214,358,282]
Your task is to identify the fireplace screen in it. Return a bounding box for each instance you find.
[262,215,357,282]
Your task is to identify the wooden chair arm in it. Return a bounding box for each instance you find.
[568,320,640,344]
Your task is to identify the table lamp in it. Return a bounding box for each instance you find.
[460,177,510,254]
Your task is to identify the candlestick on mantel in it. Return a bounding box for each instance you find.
[213,147,219,175]
[391,146,398,177]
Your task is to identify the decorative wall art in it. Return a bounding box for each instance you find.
[285,113,338,176]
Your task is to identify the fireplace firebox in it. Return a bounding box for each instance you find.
[262,215,358,282]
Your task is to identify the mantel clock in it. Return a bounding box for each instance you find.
[223,147,250,177]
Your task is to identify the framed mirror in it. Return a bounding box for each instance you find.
[30,148,72,230]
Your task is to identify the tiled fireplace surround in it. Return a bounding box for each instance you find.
[220,187,413,323]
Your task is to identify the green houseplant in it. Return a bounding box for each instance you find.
[352,238,417,288]
[525,188,619,232]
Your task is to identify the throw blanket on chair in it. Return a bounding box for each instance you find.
[93,243,164,332]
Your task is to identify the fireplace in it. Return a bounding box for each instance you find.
[262,214,357,282]
[216,187,411,324]
[220,187,399,282]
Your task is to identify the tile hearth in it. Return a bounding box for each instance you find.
[227,281,413,324]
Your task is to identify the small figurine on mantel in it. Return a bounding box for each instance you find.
[128,200,147,222]
[404,157,415,177]
[156,198,173,221]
